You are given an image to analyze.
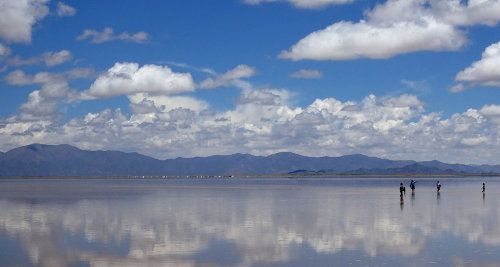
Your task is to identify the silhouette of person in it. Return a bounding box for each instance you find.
[410,180,416,191]
[482,182,485,193]
[436,180,441,192]
[400,182,405,196]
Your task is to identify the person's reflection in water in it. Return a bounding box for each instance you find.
[411,191,415,206]
[482,182,486,205]
[437,191,441,204]
[400,194,404,211]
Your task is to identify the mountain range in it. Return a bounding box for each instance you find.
[0,144,499,176]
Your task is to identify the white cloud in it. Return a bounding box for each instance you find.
[42,50,72,66]
[6,49,72,67]
[480,104,500,117]
[461,136,488,146]
[243,0,352,9]
[20,89,59,118]
[56,2,76,17]
[199,64,256,89]
[280,0,500,61]
[3,63,500,164]
[76,27,149,44]
[290,69,322,79]
[455,41,500,88]
[448,83,466,93]
[4,88,500,164]
[401,79,430,93]
[281,15,465,60]
[0,0,49,43]
[128,93,209,114]
[4,68,92,86]
[5,70,46,85]
[4,69,93,120]
[81,62,196,99]
[434,0,500,26]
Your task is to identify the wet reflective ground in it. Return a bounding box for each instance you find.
[0,177,499,267]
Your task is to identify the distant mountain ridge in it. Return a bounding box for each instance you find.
[0,144,499,176]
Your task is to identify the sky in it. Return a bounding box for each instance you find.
[1,0,500,164]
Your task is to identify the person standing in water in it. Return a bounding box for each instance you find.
[410,180,416,192]
[482,182,485,193]
[400,182,405,196]
[436,180,441,192]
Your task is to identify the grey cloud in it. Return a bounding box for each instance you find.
[199,64,256,89]
[0,0,49,43]
[290,69,322,79]
[56,2,76,17]
[76,27,149,44]
[5,49,72,67]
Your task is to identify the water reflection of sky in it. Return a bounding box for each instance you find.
[0,178,500,267]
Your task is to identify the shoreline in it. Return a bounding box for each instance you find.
[1,173,500,179]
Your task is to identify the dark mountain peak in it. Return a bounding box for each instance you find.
[5,144,81,157]
[26,143,49,151]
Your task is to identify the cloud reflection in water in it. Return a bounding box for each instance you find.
[0,178,500,266]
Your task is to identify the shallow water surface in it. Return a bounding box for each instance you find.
[0,177,499,266]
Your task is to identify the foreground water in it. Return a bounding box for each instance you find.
[0,177,499,267]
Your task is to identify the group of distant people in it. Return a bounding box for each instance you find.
[399,180,417,196]
[399,180,485,196]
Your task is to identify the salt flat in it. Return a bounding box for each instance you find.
[0,177,498,266]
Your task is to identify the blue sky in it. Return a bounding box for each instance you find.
[1,0,500,163]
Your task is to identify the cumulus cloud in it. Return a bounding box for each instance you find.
[76,27,149,44]
[480,104,500,116]
[3,87,500,164]
[290,69,322,79]
[0,0,50,43]
[243,0,352,9]
[281,0,500,61]
[128,93,209,114]
[80,62,196,99]
[453,41,500,92]
[4,68,93,120]
[56,2,76,17]
[199,64,256,89]
[6,49,72,67]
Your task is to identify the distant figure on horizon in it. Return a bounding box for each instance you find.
[436,180,441,192]
[410,180,416,192]
[482,182,485,193]
[400,182,405,196]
